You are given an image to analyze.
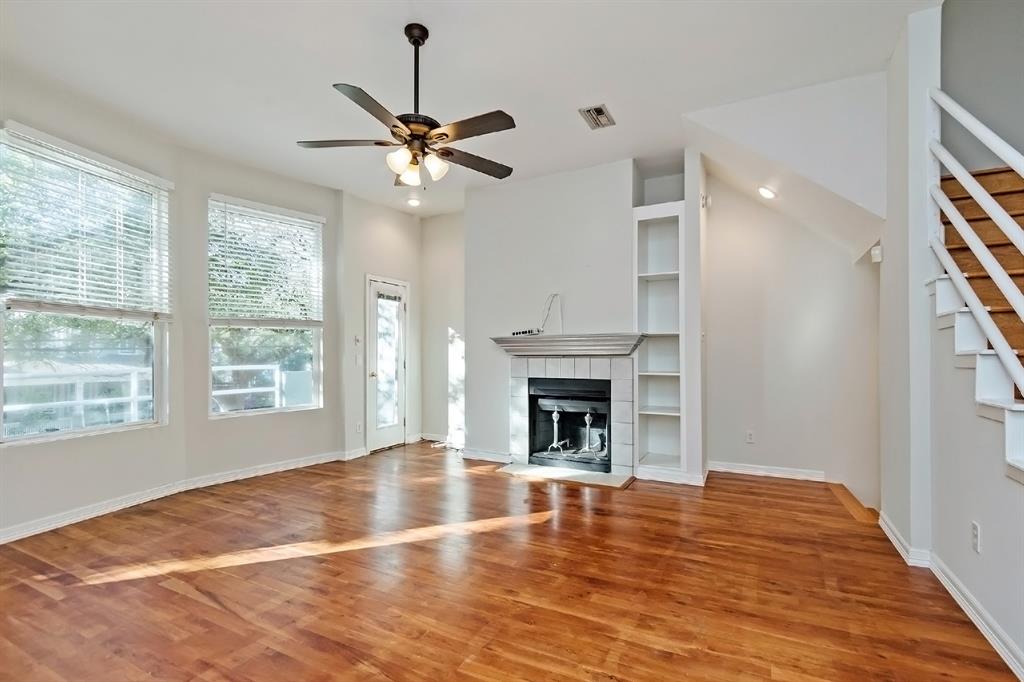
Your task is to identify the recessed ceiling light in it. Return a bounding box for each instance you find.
[407,197,421,207]
[758,186,777,200]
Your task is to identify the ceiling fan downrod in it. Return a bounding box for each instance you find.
[404,23,429,115]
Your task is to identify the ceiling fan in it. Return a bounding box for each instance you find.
[297,23,515,187]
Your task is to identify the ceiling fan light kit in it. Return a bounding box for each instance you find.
[399,161,421,187]
[297,22,516,195]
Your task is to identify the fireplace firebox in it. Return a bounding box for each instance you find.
[528,378,611,472]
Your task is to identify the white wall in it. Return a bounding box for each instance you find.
[686,72,888,218]
[704,179,881,505]
[463,160,634,458]
[879,20,914,539]
[941,0,1024,171]
[931,324,1024,664]
[339,193,422,451]
[420,213,465,441]
[0,64,422,537]
[879,7,942,551]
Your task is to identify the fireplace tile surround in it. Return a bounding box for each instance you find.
[510,355,635,476]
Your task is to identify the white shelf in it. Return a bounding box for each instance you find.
[639,451,681,468]
[634,200,686,221]
[638,271,679,282]
[638,404,681,416]
[634,177,687,484]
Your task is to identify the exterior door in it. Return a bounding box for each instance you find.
[366,277,407,451]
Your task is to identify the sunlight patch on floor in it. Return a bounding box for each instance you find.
[78,511,554,585]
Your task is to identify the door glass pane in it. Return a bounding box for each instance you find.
[376,295,401,428]
[2,311,155,440]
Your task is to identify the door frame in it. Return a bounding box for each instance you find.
[365,274,409,452]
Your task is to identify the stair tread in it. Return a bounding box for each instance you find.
[977,397,1024,412]
[942,166,1017,180]
[952,305,1015,314]
[942,207,1024,224]
[962,268,1024,278]
[945,240,1014,251]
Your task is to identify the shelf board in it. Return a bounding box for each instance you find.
[639,451,681,468]
[638,271,680,282]
[640,331,679,337]
[638,404,681,416]
[638,371,681,377]
[633,200,685,221]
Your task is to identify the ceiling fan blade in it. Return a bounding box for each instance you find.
[297,139,398,148]
[333,84,410,135]
[428,110,515,144]
[436,147,513,179]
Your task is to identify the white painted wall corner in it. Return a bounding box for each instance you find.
[878,512,931,568]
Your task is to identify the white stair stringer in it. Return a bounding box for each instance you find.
[930,275,1024,485]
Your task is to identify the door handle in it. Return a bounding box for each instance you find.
[369,371,377,378]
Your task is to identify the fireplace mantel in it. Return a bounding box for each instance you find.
[491,333,646,357]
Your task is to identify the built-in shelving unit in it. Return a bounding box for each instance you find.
[633,179,685,482]
[631,156,705,486]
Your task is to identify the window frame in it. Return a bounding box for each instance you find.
[0,122,174,444]
[206,194,325,419]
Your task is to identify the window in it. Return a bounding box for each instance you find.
[207,195,323,415]
[0,123,172,441]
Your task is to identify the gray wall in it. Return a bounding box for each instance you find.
[420,213,465,442]
[463,160,635,457]
[704,179,880,506]
[0,64,425,536]
[942,0,1024,170]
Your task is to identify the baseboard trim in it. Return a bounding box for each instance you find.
[708,460,825,482]
[636,466,707,486]
[0,450,344,545]
[421,432,447,442]
[461,448,511,464]
[878,512,931,567]
[405,433,423,444]
[931,554,1024,679]
[341,447,368,461]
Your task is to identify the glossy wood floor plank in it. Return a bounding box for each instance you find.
[0,443,1013,680]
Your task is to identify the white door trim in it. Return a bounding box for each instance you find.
[365,274,409,452]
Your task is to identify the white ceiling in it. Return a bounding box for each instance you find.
[1,0,937,217]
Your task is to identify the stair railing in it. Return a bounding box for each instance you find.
[927,88,1024,394]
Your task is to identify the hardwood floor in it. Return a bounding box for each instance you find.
[0,442,1013,680]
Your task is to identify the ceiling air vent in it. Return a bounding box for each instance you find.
[579,104,615,130]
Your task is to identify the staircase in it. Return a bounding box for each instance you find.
[944,168,1024,352]
[928,87,1024,485]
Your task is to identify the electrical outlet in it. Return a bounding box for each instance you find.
[356,422,363,434]
[745,430,755,444]
[971,521,981,554]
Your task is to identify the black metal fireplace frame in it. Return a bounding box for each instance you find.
[528,377,612,473]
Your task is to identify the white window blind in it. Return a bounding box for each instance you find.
[0,127,172,318]
[207,197,323,323]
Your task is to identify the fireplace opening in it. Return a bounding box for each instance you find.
[528,378,611,472]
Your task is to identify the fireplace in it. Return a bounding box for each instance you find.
[528,377,611,473]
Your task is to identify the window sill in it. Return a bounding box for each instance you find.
[0,420,167,448]
[208,405,323,421]
[1008,460,1024,486]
